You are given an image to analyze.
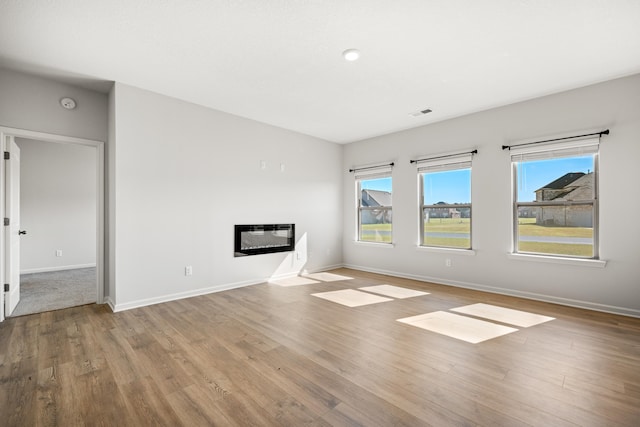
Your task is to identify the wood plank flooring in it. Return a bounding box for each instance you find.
[1,268,639,426]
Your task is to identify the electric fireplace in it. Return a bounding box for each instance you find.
[234,224,295,257]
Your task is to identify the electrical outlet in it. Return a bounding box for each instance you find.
[185,266,193,276]
[445,258,452,267]
[56,250,63,257]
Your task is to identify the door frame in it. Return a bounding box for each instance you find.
[0,126,105,321]
[4,136,21,315]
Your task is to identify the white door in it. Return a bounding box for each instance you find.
[4,137,21,315]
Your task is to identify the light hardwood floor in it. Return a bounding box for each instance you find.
[1,268,639,426]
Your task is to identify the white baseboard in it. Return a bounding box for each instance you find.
[21,263,97,274]
[315,263,345,273]
[103,296,116,313]
[108,261,639,318]
[112,263,345,313]
[343,263,640,319]
[112,278,263,312]
[268,263,345,281]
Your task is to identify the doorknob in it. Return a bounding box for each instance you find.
[18,230,27,235]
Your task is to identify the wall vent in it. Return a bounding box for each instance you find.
[410,108,433,117]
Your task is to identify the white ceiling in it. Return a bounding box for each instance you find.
[1,0,639,143]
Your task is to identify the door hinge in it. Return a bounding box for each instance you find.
[3,284,8,292]
[3,218,8,226]
[4,151,9,160]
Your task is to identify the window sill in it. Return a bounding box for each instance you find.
[507,253,607,268]
[416,246,476,256]
[353,240,395,248]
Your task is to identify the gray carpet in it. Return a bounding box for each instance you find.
[10,267,96,317]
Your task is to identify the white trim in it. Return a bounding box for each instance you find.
[506,253,606,268]
[268,271,300,281]
[113,279,260,312]
[509,131,600,264]
[268,263,344,282]
[1,135,5,321]
[0,127,103,148]
[416,246,476,256]
[353,240,395,248]
[20,263,97,274]
[417,151,474,251]
[104,296,115,312]
[343,264,638,318]
[0,126,105,323]
[114,263,345,312]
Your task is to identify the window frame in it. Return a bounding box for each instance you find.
[510,138,600,260]
[354,165,393,244]
[416,152,474,250]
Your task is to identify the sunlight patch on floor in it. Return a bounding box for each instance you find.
[304,272,354,282]
[312,289,393,307]
[451,303,555,327]
[398,311,519,344]
[359,284,429,299]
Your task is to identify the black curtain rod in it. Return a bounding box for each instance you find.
[502,129,609,151]
[410,149,477,164]
[349,162,394,173]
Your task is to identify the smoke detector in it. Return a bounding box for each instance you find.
[60,97,77,110]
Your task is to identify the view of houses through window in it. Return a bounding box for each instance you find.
[514,153,597,258]
[354,139,598,259]
[358,176,392,243]
[421,168,472,249]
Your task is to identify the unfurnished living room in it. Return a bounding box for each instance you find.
[1,1,639,426]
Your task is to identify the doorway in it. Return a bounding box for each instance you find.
[0,127,104,321]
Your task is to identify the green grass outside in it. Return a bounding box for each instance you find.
[517,217,593,256]
[423,218,592,238]
[361,218,594,256]
[518,218,593,238]
[362,223,392,231]
[423,218,470,233]
[423,218,470,248]
[361,223,392,243]
[423,237,470,248]
[518,242,593,257]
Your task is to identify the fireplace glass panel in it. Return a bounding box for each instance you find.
[234,224,295,257]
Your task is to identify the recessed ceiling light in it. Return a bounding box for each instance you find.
[342,49,360,61]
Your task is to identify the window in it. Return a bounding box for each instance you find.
[511,137,599,258]
[355,165,393,243]
[418,152,473,249]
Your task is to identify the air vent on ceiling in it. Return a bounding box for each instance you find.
[410,108,433,117]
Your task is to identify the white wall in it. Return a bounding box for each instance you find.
[17,138,96,273]
[343,73,640,317]
[0,68,108,141]
[3,67,638,317]
[110,83,343,310]
[0,68,107,316]
[107,83,117,305]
